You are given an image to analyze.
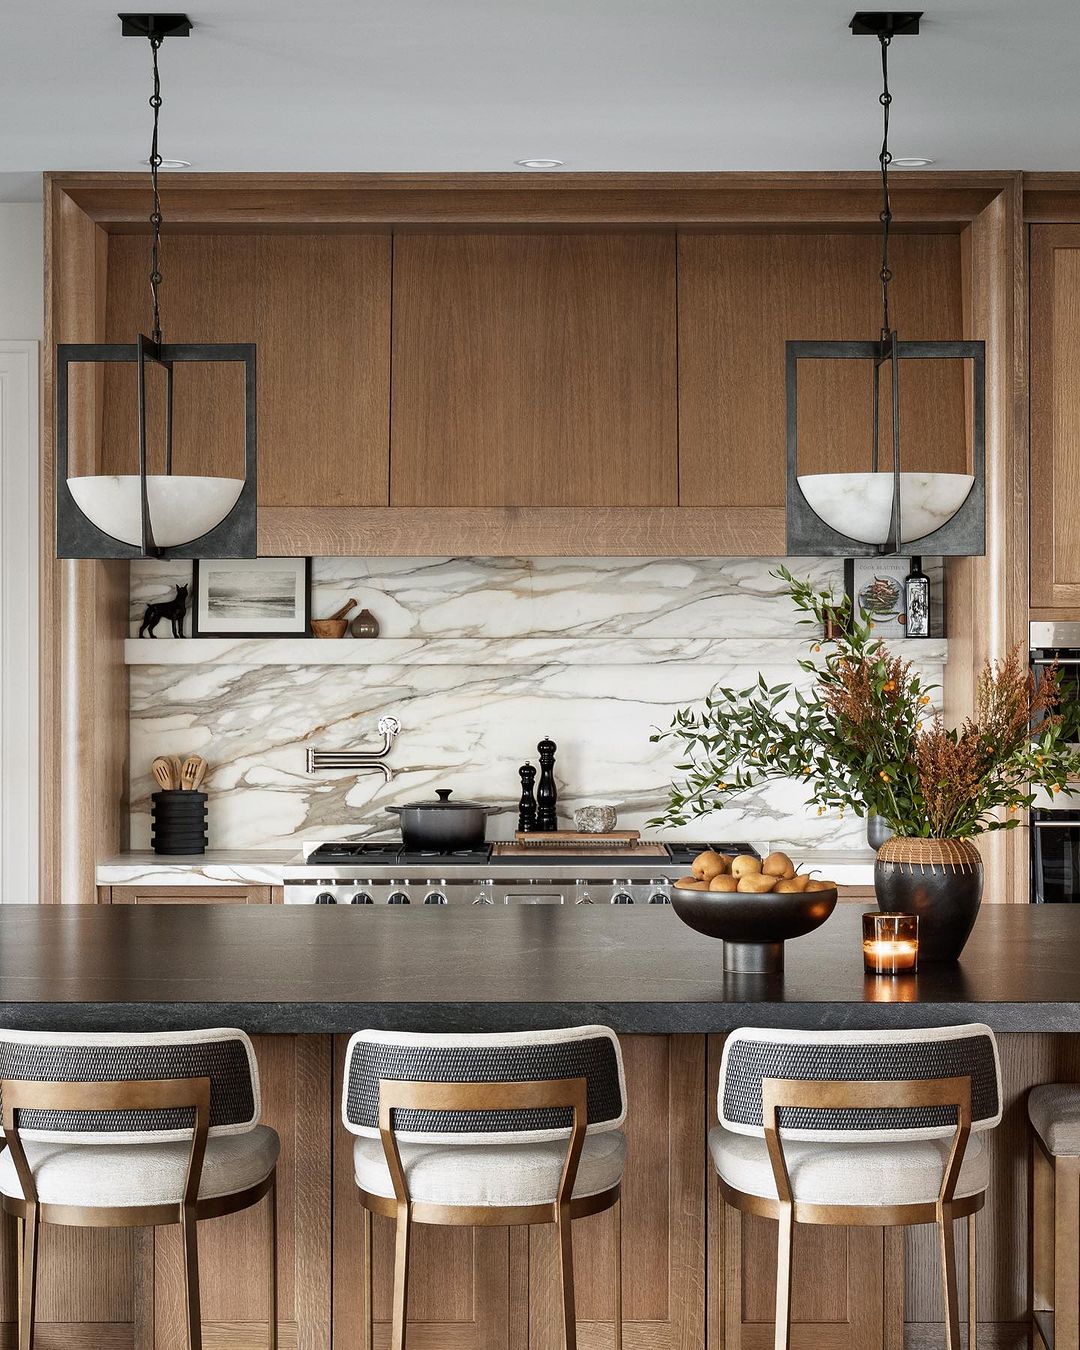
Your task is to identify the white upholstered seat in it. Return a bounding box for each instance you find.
[0,1124,279,1208]
[354,1128,626,1207]
[1028,1085,1080,1157]
[710,1123,989,1207]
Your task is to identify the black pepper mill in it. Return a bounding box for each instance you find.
[517,763,538,834]
[536,737,558,832]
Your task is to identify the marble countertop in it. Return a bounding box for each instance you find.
[96,846,877,887]
[0,903,1073,1034]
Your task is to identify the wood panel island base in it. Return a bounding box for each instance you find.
[0,905,1077,1350]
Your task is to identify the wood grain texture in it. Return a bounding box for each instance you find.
[1030,224,1080,609]
[104,886,274,905]
[389,234,677,507]
[101,234,391,507]
[257,505,785,557]
[678,233,968,508]
[40,184,130,906]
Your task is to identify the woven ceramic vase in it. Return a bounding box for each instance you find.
[874,837,983,962]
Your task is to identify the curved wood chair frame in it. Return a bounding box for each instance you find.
[0,1076,277,1350]
[355,1076,622,1350]
[718,1074,982,1350]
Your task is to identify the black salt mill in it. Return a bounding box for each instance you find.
[536,737,558,832]
[517,763,538,834]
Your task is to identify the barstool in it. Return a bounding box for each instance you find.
[0,1028,279,1350]
[711,1024,1002,1350]
[1028,1084,1080,1349]
[340,1026,627,1350]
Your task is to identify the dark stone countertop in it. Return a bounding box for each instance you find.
[0,902,1076,1035]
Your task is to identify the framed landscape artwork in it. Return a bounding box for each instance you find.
[191,557,312,638]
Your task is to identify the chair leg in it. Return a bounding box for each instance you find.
[613,1196,623,1350]
[939,1205,962,1350]
[364,1207,374,1350]
[391,1202,412,1350]
[182,1204,202,1350]
[1055,1157,1080,1350]
[773,1201,793,1350]
[556,1203,577,1350]
[267,1173,278,1350]
[967,1211,977,1350]
[18,1204,38,1350]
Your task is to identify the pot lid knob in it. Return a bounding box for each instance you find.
[435,789,452,801]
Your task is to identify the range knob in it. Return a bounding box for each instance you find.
[314,892,337,905]
[387,891,411,905]
[648,891,671,905]
[424,891,448,906]
[350,892,374,905]
[611,890,634,905]
[574,879,594,905]
[472,879,495,906]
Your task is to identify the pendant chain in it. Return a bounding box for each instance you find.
[878,33,893,340]
[147,32,164,347]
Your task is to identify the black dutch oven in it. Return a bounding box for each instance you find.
[386,789,499,853]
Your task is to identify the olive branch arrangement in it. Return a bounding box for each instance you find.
[649,568,1080,839]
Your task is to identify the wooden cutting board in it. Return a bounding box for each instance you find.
[512,829,640,843]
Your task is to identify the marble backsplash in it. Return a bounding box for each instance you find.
[127,557,947,853]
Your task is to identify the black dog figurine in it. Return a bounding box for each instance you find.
[139,584,189,639]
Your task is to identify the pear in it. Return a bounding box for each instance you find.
[730,854,763,880]
[709,874,738,892]
[736,873,777,893]
[773,878,805,893]
[692,849,726,880]
[762,851,796,880]
[786,873,812,893]
[804,879,836,892]
[675,877,709,891]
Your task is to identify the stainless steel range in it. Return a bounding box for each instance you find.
[282,840,760,906]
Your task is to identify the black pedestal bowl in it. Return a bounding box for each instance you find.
[670,884,838,974]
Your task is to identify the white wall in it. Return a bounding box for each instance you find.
[0,203,43,338]
[0,202,42,901]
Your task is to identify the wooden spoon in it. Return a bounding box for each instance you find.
[180,754,208,792]
[151,756,175,792]
[169,755,184,790]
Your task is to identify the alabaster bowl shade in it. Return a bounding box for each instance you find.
[796,471,976,546]
[67,475,245,549]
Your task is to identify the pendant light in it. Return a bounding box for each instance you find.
[55,13,257,560]
[785,11,985,557]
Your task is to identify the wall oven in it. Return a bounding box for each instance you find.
[1030,622,1080,902]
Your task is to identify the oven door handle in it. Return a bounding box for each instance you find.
[1031,819,1080,828]
[1033,657,1080,665]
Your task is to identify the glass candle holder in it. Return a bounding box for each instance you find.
[862,912,919,975]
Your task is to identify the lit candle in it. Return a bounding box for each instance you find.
[862,913,919,975]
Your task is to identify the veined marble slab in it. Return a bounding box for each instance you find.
[124,636,950,667]
[127,555,947,854]
[97,850,297,887]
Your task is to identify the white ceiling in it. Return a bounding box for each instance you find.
[0,0,1076,201]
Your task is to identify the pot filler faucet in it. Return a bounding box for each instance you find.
[306,716,401,782]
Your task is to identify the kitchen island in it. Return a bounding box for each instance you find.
[1,901,1076,1350]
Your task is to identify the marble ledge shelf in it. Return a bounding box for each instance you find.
[124,636,950,668]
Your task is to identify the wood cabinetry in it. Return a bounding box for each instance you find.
[101,885,276,904]
[389,234,678,508]
[1031,223,1080,610]
[678,233,968,508]
[101,234,391,509]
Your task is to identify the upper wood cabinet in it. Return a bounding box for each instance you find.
[102,234,391,508]
[1031,224,1080,610]
[389,234,678,507]
[677,233,968,508]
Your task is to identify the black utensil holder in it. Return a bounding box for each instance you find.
[151,790,208,856]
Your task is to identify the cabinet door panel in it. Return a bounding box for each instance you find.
[332,1037,509,1350]
[678,233,967,508]
[528,1034,705,1350]
[102,234,391,509]
[104,886,273,904]
[390,234,677,507]
[1031,224,1080,609]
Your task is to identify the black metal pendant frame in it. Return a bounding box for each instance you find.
[56,338,257,559]
[784,335,986,557]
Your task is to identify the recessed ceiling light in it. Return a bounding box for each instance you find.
[514,158,565,169]
[142,157,192,169]
[891,156,935,167]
